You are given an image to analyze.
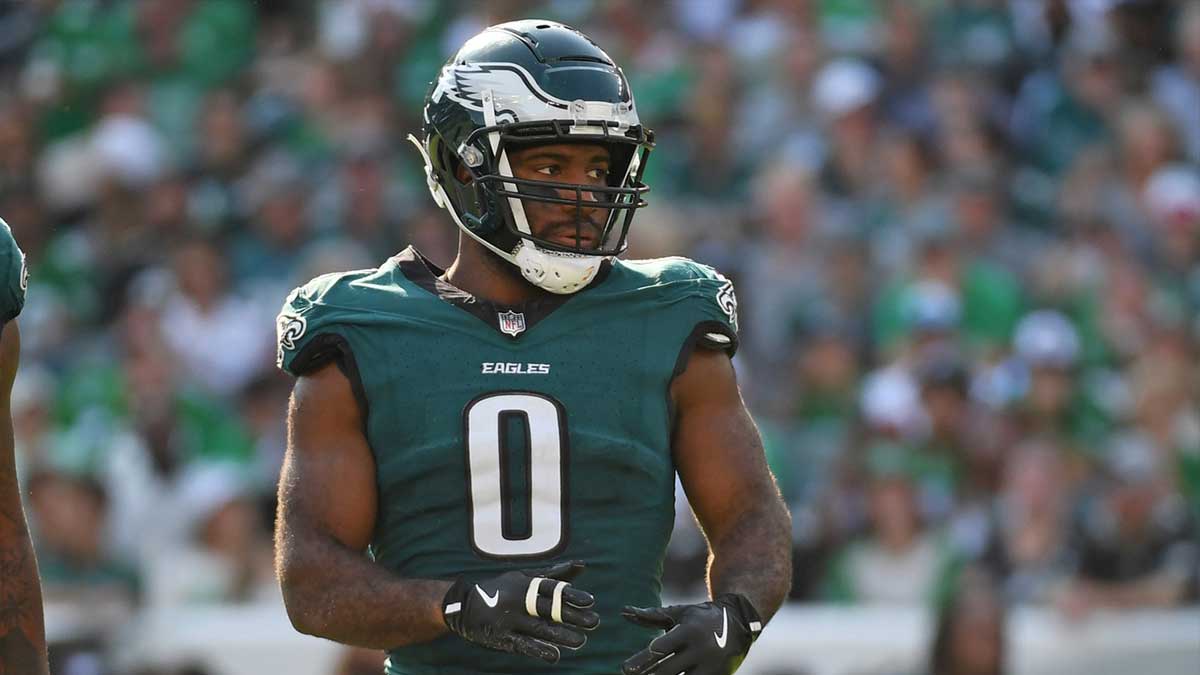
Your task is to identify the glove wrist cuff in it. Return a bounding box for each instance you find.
[714,593,763,642]
[442,578,469,632]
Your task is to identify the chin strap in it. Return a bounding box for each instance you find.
[407,133,447,209]
[513,242,604,295]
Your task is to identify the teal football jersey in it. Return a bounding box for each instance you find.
[276,247,738,675]
[0,217,27,324]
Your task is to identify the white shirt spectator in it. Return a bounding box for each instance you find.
[160,290,271,398]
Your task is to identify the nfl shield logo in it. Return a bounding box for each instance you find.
[498,310,526,337]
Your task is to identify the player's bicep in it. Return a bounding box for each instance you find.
[669,348,776,542]
[0,320,20,399]
[0,321,20,472]
[279,360,377,553]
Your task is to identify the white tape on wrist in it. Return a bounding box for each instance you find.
[525,577,545,618]
[551,581,567,623]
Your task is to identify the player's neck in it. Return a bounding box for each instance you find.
[441,237,549,306]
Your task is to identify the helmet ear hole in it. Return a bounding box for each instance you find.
[453,162,472,185]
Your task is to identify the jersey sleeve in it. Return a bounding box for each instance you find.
[673,260,739,357]
[276,274,359,377]
[0,218,27,324]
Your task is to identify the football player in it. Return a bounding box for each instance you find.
[0,218,49,674]
[274,20,791,675]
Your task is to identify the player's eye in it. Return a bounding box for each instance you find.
[586,168,607,180]
[536,166,558,176]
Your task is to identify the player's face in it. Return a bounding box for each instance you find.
[506,143,612,251]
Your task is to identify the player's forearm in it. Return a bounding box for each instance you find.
[277,530,452,649]
[705,500,792,622]
[0,497,50,675]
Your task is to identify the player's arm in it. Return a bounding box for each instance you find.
[623,347,791,675]
[672,348,792,613]
[276,360,452,648]
[0,321,50,675]
[276,361,597,660]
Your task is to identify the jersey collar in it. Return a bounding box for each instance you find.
[391,246,611,339]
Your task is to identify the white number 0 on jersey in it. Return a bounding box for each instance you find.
[464,392,567,558]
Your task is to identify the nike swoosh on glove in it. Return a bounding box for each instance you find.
[442,561,600,664]
[621,593,763,675]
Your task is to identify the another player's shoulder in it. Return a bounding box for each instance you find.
[0,217,28,323]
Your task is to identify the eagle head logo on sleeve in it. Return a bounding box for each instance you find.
[716,277,738,332]
[276,312,308,368]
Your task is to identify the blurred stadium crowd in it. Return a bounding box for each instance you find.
[0,0,1197,673]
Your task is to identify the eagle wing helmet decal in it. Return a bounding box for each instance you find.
[433,63,575,125]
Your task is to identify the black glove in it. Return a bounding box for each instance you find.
[621,593,763,675]
[442,560,600,664]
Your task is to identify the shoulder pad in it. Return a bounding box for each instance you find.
[624,256,739,354]
[275,268,382,375]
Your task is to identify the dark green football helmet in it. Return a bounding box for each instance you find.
[409,20,655,294]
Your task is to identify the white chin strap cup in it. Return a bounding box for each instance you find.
[514,242,605,295]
